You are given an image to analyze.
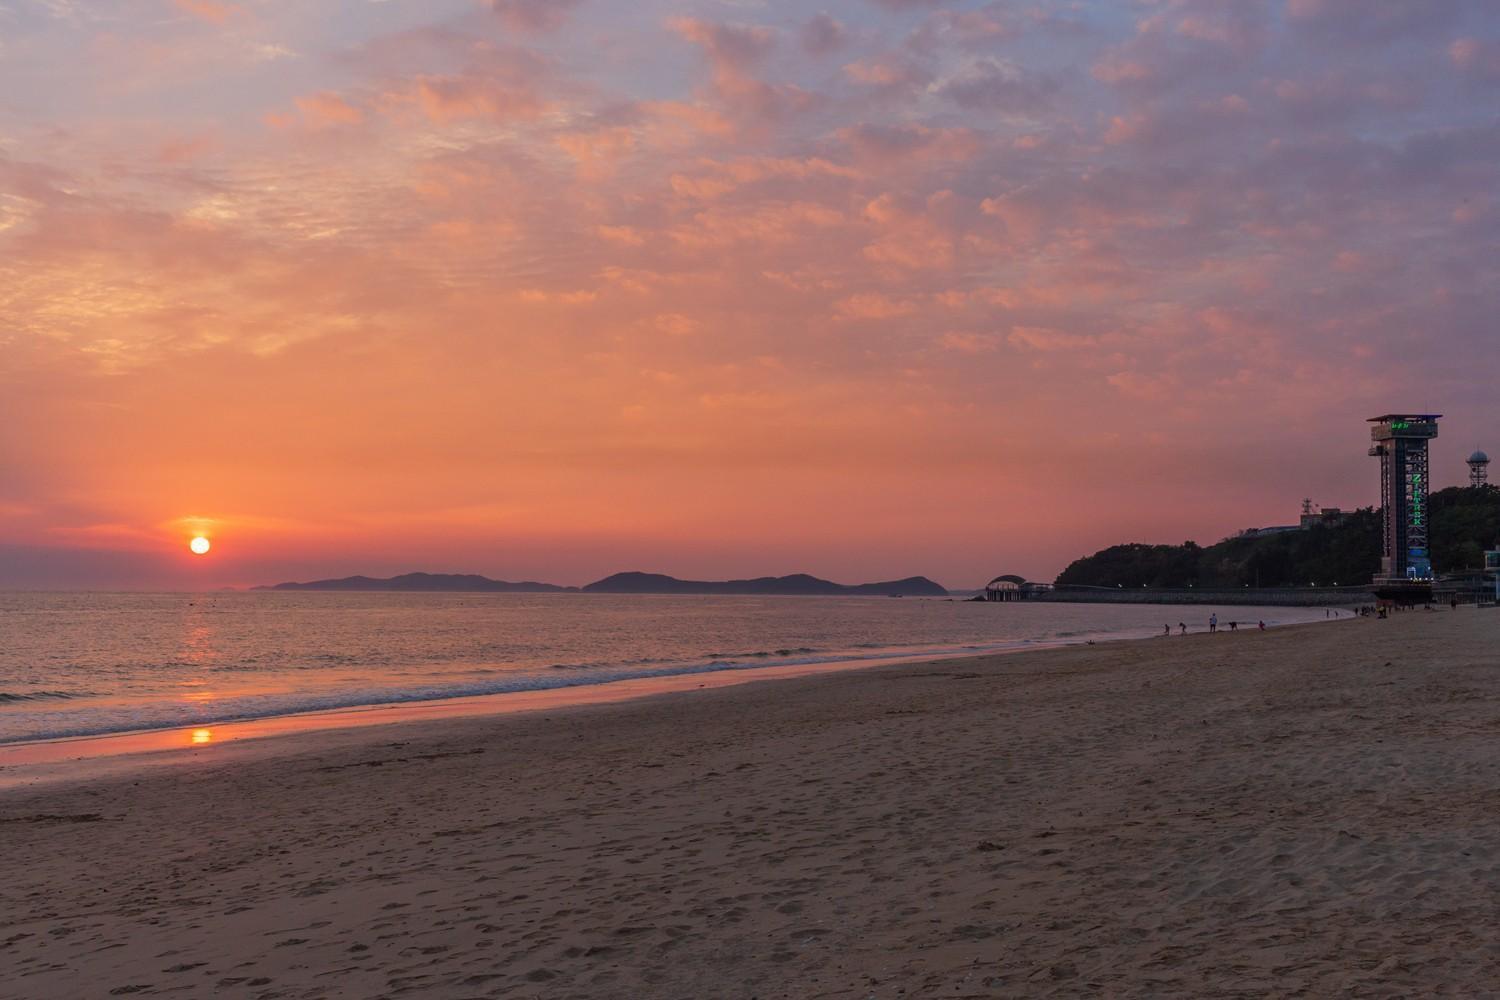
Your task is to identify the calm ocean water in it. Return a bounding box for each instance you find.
[0,592,1330,744]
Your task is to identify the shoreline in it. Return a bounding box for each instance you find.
[0,614,1339,788]
[0,644,1024,786]
[0,637,1063,755]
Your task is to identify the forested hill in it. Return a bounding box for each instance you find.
[1055,486,1500,588]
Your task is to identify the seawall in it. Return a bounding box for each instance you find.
[1033,588,1373,607]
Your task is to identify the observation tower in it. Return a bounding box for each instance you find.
[1469,450,1490,488]
[1368,414,1440,596]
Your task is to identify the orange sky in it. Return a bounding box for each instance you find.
[3,0,1498,589]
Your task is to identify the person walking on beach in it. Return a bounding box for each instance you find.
[1209,613,1218,633]
[1164,624,1171,636]
[1258,620,1266,630]
[1179,622,1187,635]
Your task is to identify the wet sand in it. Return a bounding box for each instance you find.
[2,610,1497,998]
[0,647,1024,782]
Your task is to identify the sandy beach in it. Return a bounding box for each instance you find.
[2,611,1498,998]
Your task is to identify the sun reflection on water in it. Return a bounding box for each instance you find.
[190,728,213,745]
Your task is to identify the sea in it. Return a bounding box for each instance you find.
[0,592,1332,745]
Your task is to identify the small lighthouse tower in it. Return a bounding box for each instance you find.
[1469,450,1491,488]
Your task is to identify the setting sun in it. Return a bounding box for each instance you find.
[189,536,211,556]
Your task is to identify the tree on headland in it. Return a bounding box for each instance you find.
[1054,487,1500,588]
[1053,542,1203,589]
[1430,485,1500,572]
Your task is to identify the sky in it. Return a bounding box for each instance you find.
[2,0,1498,591]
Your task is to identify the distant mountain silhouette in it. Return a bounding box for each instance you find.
[580,571,948,597]
[255,570,949,597]
[255,573,574,593]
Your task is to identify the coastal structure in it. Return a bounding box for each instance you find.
[983,575,1029,601]
[983,576,1023,601]
[1469,450,1490,488]
[1299,499,1350,530]
[1236,523,1300,539]
[981,576,1053,601]
[1368,413,1440,591]
[1434,544,1500,606]
[1238,499,1349,538]
[1040,585,1373,607]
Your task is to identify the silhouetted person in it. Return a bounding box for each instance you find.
[1163,624,1170,636]
[1258,620,1266,630]
[1179,622,1187,635]
[1209,613,1218,633]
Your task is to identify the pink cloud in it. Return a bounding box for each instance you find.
[1451,38,1500,81]
[936,58,1057,112]
[670,200,845,250]
[1008,326,1102,352]
[156,133,219,163]
[860,193,958,270]
[844,55,931,90]
[1101,97,1252,147]
[908,8,1020,50]
[667,17,776,75]
[1286,0,1464,43]
[174,0,236,23]
[835,293,917,319]
[938,331,1000,353]
[1270,73,1417,122]
[668,17,815,125]
[409,73,546,123]
[488,0,583,33]
[669,156,858,201]
[801,13,847,56]
[837,123,982,164]
[639,100,737,142]
[556,127,637,177]
[1167,2,1268,52]
[292,91,365,128]
[1106,370,1178,400]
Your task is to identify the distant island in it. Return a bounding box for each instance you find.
[580,572,947,597]
[256,571,948,598]
[257,572,573,593]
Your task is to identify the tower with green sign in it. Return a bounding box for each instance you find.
[1368,414,1441,591]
